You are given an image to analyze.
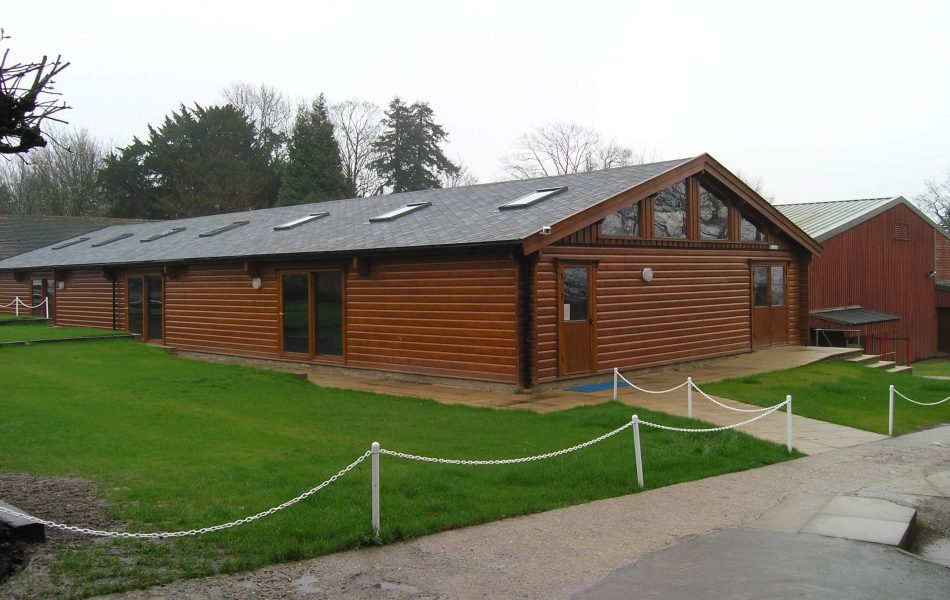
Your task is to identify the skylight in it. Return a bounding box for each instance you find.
[198,221,250,237]
[499,187,567,209]
[52,237,90,250]
[141,227,186,242]
[273,212,329,231]
[369,202,431,222]
[91,233,134,247]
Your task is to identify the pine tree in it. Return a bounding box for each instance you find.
[277,95,353,206]
[371,97,459,193]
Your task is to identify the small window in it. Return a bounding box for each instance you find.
[653,181,687,238]
[274,213,329,231]
[198,221,250,237]
[52,237,90,250]
[369,202,431,222]
[601,203,640,237]
[499,187,567,209]
[91,233,134,247]
[740,216,767,242]
[699,185,729,240]
[141,227,186,243]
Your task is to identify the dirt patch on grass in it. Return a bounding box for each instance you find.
[0,472,125,599]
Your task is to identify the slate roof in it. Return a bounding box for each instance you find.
[0,158,693,270]
[0,215,148,261]
[776,197,949,242]
[810,306,900,326]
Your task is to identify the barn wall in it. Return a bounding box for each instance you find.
[534,239,806,384]
[345,253,521,384]
[56,270,122,329]
[937,234,950,281]
[0,272,29,316]
[809,204,937,360]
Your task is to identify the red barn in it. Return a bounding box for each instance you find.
[779,197,947,363]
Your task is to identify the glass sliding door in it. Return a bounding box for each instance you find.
[315,271,343,356]
[128,278,144,335]
[146,276,163,341]
[281,273,310,354]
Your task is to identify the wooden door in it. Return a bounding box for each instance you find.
[751,264,788,348]
[559,265,595,376]
[128,276,163,341]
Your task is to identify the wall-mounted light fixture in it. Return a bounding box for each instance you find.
[927,270,937,278]
[540,226,552,235]
[768,244,780,250]
[56,281,65,290]
[251,277,262,290]
[642,267,654,282]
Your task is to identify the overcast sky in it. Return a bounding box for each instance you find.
[6,0,949,203]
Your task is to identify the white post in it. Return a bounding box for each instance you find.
[44,297,49,320]
[14,297,19,317]
[786,395,793,454]
[888,385,895,437]
[687,377,693,419]
[631,415,644,489]
[371,442,380,540]
[612,368,618,401]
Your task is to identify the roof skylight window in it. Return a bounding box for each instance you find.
[273,212,329,230]
[198,221,250,237]
[91,233,134,247]
[52,237,90,250]
[369,202,431,222]
[499,186,567,209]
[141,227,186,242]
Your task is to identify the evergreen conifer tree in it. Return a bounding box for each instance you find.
[277,95,353,206]
[371,97,459,193]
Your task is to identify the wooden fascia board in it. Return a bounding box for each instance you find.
[522,156,706,255]
[698,155,823,256]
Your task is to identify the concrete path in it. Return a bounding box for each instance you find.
[97,426,950,600]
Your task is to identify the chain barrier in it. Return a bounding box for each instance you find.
[893,388,950,407]
[688,382,776,413]
[0,451,370,539]
[0,297,20,308]
[13,297,48,310]
[615,371,689,395]
[638,398,790,433]
[380,422,633,465]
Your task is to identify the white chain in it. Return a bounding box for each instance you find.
[616,371,689,395]
[690,382,775,413]
[894,388,950,407]
[0,451,370,539]
[380,422,632,465]
[0,297,19,308]
[8,297,47,310]
[638,399,789,433]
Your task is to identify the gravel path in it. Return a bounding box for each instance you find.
[90,426,949,600]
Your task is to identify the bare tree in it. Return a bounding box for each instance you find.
[734,170,775,203]
[502,122,652,179]
[329,99,384,197]
[441,162,479,188]
[915,172,950,231]
[0,29,70,155]
[223,82,292,160]
[0,127,107,215]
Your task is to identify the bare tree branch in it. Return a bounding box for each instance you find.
[329,99,383,197]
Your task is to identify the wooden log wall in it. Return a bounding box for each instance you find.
[56,270,122,329]
[163,265,279,359]
[809,203,937,360]
[533,240,804,385]
[0,272,29,316]
[345,254,520,384]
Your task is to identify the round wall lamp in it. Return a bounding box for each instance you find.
[642,267,654,282]
[250,277,262,290]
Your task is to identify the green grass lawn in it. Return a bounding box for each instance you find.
[0,323,126,343]
[0,313,43,321]
[0,340,798,598]
[912,357,950,378]
[702,361,950,435]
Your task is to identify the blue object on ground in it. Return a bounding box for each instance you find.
[568,381,631,393]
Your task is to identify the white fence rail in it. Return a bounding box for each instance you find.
[889,384,950,436]
[0,296,49,319]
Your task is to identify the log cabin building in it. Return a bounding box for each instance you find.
[0,154,821,388]
[778,197,949,362]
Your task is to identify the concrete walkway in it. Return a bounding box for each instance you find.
[97,426,950,600]
[308,345,879,454]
